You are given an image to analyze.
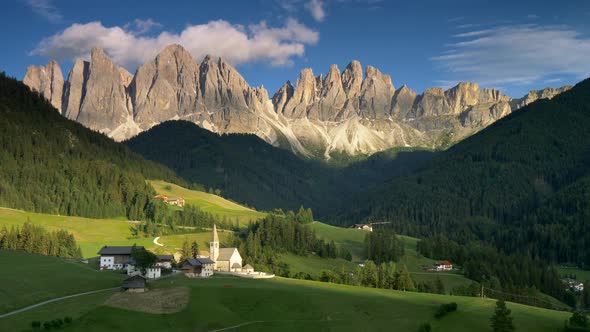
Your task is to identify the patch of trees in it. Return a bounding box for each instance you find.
[0,73,182,220]
[227,212,349,275]
[31,316,73,330]
[565,312,590,332]
[434,302,458,319]
[365,228,404,264]
[418,235,567,308]
[0,221,81,258]
[318,261,415,291]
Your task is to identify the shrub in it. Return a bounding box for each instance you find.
[434,302,458,319]
[418,322,432,332]
[43,321,51,330]
[64,316,72,324]
[564,311,590,332]
[31,321,41,329]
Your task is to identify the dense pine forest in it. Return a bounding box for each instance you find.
[0,221,81,258]
[0,73,183,219]
[337,78,590,268]
[125,120,434,217]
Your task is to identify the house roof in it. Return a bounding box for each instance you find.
[157,255,174,261]
[435,260,452,265]
[98,246,144,255]
[197,257,215,265]
[217,248,238,261]
[185,258,202,267]
[243,264,253,269]
[122,275,146,289]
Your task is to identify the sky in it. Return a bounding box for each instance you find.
[1,0,590,97]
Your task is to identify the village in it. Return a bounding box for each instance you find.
[98,224,273,292]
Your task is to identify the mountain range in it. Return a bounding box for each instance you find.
[24,44,570,160]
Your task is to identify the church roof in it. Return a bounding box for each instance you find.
[231,262,241,268]
[211,224,219,243]
[217,248,238,261]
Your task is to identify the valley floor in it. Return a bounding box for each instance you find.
[0,259,570,332]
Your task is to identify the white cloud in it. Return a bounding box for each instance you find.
[31,18,319,69]
[305,0,326,22]
[126,18,162,35]
[432,24,590,86]
[26,0,62,23]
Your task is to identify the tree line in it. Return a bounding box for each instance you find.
[0,221,81,258]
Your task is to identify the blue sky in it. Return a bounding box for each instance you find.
[1,0,590,97]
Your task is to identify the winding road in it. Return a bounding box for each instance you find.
[0,287,118,319]
[153,236,164,246]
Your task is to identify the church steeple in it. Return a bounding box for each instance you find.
[210,224,219,262]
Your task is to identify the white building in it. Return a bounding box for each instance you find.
[125,259,161,279]
[210,224,243,272]
[433,260,453,271]
[98,246,144,270]
[156,255,174,269]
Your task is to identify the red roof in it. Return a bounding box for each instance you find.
[435,260,452,265]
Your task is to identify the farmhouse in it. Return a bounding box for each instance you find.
[433,260,453,271]
[153,195,185,207]
[210,224,243,272]
[126,259,162,279]
[562,278,585,292]
[121,275,146,293]
[156,255,174,269]
[98,246,144,270]
[181,257,215,277]
[351,224,373,232]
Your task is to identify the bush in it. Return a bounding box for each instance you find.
[564,311,590,332]
[64,316,72,324]
[31,321,41,329]
[418,322,432,332]
[43,321,51,330]
[434,302,458,319]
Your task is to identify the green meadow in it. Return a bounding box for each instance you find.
[0,250,121,315]
[149,180,266,225]
[0,207,227,258]
[0,254,570,332]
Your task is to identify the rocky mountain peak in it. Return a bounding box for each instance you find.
[23,60,64,112]
[342,60,363,98]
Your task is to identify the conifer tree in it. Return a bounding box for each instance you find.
[490,299,515,332]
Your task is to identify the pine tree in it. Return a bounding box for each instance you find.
[490,299,515,332]
[191,241,199,259]
[181,240,191,262]
[396,265,415,291]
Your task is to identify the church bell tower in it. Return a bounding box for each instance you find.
[210,224,219,262]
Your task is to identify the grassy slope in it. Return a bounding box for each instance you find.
[0,273,569,332]
[308,222,473,292]
[149,180,266,225]
[0,250,121,315]
[0,207,227,258]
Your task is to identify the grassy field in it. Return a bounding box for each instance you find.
[0,207,227,258]
[309,221,366,261]
[0,269,571,332]
[149,180,266,225]
[0,250,122,315]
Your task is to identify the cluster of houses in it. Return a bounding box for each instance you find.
[349,222,392,232]
[562,278,585,292]
[423,260,454,272]
[153,194,186,207]
[99,224,266,292]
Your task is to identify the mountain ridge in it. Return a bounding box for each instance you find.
[24,44,571,159]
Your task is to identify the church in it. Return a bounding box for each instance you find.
[209,224,243,272]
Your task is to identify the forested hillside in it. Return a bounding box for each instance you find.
[0,73,182,219]
[126,120,433,216]
[338,77,590,268]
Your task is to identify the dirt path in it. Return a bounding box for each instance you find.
[0,287,118,319]
[153,236,164,246]
[208,320,333,331]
